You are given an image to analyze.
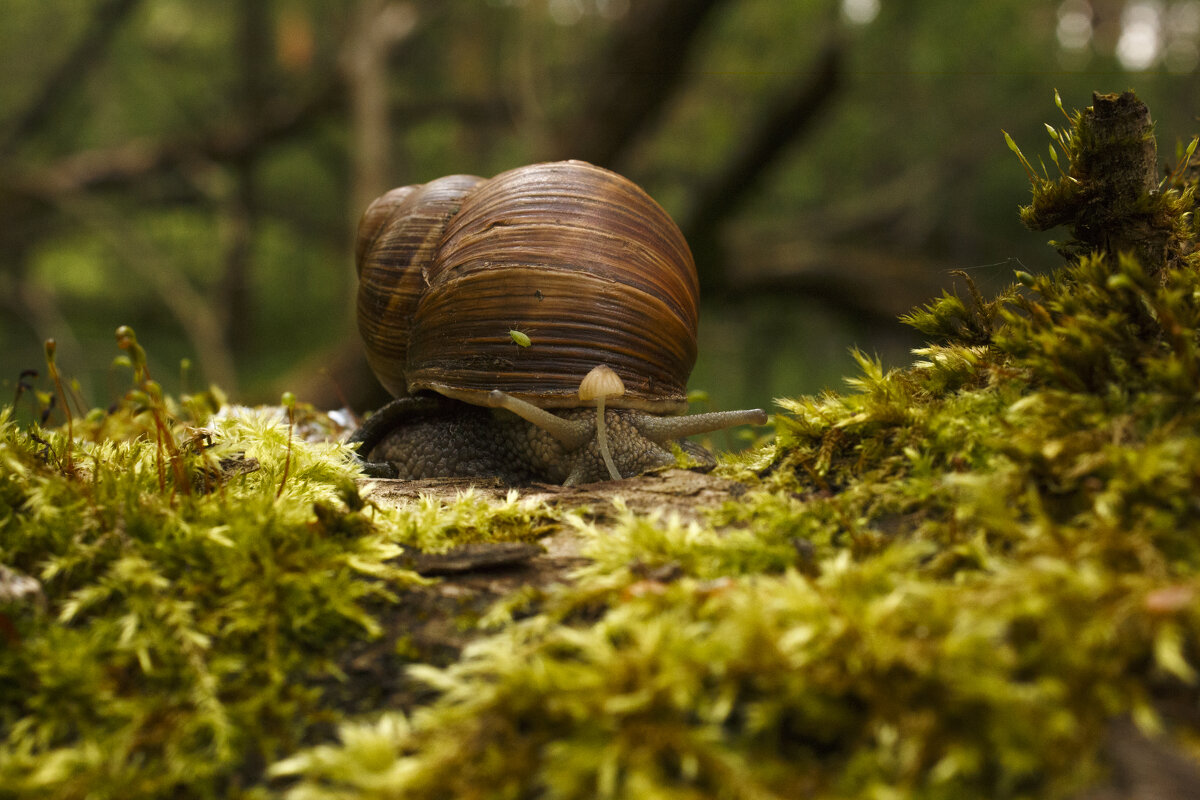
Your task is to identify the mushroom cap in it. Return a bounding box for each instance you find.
[578,364,626,402]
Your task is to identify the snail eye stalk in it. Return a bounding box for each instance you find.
[482,390,592,449]
[631,408,768,442]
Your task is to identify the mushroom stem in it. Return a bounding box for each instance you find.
[578,364,627,481]
[594,397,621,481]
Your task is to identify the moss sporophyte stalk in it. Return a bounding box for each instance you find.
[4,91,1200,798]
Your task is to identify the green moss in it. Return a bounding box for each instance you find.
[0,398,413,797]
[0,332,565,799]
[1008,90,1199,275]
[377,489,556,554]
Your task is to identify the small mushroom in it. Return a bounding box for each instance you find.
[578,364,625,480]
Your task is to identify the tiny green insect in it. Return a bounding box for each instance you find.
[509,329,532,348]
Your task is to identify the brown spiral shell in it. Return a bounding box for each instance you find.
[355,160,699,414]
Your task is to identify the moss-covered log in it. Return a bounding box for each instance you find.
[3,91,1200,799]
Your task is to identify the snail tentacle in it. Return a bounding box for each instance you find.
[631,408,768,443]
[482,389,594,449]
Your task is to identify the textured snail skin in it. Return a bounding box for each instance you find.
[351,397,710,486]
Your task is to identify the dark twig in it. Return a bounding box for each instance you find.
[682,39,842,284]
[10,83,342,199]
[552,0,729,168]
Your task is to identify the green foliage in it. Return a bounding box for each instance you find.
[16,2,1200,413]
[0,328,556,799]
[997,253,1200,397]
[898,269,1016,349]
[0,418,402,795]
[378,489,555,555]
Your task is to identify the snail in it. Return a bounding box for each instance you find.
[350,160,767,486]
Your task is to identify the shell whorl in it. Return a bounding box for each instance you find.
[355,160,699,413]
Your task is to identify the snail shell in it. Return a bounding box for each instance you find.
[355,160,698,413]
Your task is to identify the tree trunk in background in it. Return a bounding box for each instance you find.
[347,0,392,221]
[551,0,728,169]
[325,1,422,411]
[218,2,272,360]
[345,1,420,216]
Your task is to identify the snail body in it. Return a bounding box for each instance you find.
[352,160,766,485]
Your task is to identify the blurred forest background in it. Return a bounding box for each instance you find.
[4,0,1200,421]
